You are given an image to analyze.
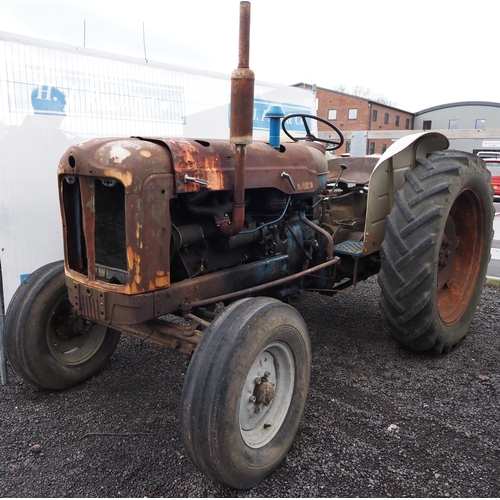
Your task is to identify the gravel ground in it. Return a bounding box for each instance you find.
[1,277,499,497]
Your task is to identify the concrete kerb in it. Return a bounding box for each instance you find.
[486,276,500,288]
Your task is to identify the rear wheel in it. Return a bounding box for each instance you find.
[180,297,311,489]
[4,261,121,389]
[378,151,494,353]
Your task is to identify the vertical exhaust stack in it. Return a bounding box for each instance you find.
[220,1,255,236]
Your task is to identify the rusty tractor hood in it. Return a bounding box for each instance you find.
[58,137,328,196]
[58,138,172,192]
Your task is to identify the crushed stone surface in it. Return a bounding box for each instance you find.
[1,278,499,497]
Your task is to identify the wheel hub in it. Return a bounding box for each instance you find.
[55,316,93,340]
[48,299,108,365]
[239,341,295,449]
[254,375,275,406]
[437,188,485,326]
[437,214,457,290]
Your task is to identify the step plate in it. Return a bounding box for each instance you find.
[334,241,364,256]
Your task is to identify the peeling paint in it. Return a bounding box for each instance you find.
[112,140,144,151]
[127,246,141,284]
[104,169,133,187]
[154,272,170,288]
[109,145,132,164]
[125,281,142,294]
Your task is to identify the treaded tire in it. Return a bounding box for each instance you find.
[4,261,121,390]
[378,150,494,354]
[180,297,311,489]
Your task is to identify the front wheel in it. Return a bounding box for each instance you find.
[180,297,311,489]
[378,151,494,353]
[4,261,121,389]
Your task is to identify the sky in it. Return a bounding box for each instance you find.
[0,0,499,112]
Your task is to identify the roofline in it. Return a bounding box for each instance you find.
[415,101,500,116]
[292,82,413,114]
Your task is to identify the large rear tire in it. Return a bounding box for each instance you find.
[378,151,494,354]
[4,261,121,389]
[180,297,311,489]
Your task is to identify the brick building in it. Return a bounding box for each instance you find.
[294,83,414,156]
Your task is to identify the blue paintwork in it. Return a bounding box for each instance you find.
[264,105,285,149]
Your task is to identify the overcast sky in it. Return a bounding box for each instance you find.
[0,0,498,112]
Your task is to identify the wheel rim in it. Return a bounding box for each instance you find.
[437,188,485,326]
[239,340,295,449]
[47,298,107,365]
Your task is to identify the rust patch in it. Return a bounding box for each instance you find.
[127,246,142,285]
[154,271,170,289]
[167,139,228,193]
[203,155,225,190]
[103,169,133,188]
[124,281,141,294]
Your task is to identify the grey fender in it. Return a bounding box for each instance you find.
[363,131,450,255]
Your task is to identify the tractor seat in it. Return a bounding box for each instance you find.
[327,157,379,185]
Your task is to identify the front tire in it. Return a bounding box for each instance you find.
[180,297,311,489]
[378,151,494,353]
[4,261,121,389]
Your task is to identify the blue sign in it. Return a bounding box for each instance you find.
[252,98,312,132]
[31,85,67,116]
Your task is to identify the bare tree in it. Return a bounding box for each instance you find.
[332,84,396,107]
[332,83,347,93]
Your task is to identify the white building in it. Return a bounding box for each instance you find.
[413,101,500,154]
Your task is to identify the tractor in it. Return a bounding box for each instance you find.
[3,1,494,489]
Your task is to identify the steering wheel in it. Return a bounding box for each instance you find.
[282,113,344,151]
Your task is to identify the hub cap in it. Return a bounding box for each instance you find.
[239,341,295,448]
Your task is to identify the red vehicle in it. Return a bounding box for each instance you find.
[484,158,500,197]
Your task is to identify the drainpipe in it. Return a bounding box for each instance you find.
[218,1,254,236]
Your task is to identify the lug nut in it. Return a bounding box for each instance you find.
[249,395,256,403]
[254,377,262,385]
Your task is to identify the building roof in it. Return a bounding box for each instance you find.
[415,101,500,116]
[292,82,412,114]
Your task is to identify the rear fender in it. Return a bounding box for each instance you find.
[363,132,449,255]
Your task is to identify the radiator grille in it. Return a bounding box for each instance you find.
[62,179,87,275]
[95,180,127,271]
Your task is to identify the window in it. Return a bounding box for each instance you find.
[449,119,458,129]
[348,108,358,120]
[372,110,378,122]
[381,144,387,154]
[395,115,400,127]
[476,119,486,129]
[384,113,389,124]
[423,120,432,130]
[328,109,337,120]
[369,142,375,155]
[345,141,351,153]
[405,118,410,129]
